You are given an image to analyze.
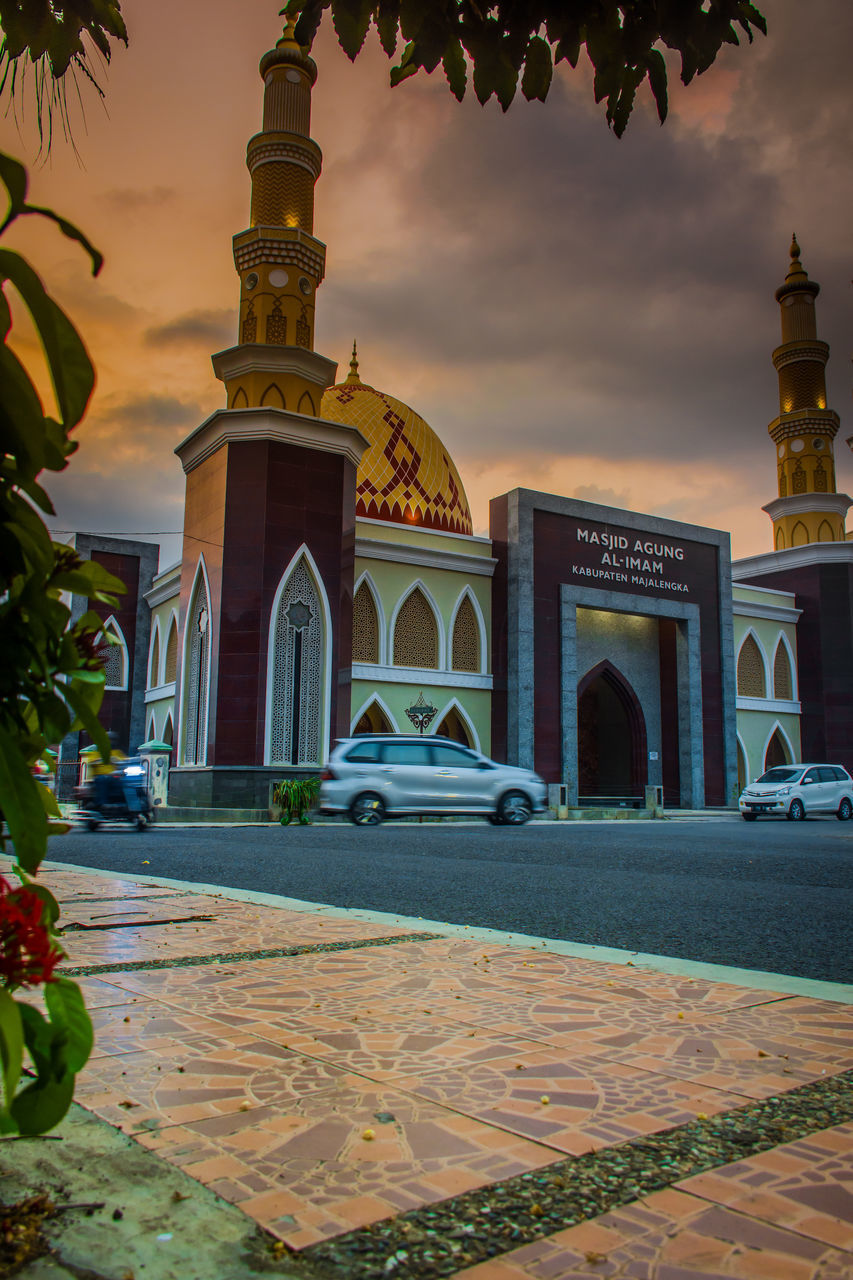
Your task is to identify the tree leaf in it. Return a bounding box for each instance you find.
[17,203,103,277]
[331,0,373,59]
[0,723,49,874]
[10,1072,75,1135]
[645,48,668,124]
[0,991,24,1114]
[521,35,553,102]
[0,249,95,430]
[442,37,467,101]
[0,151,28,230]
[45,980,93,1073]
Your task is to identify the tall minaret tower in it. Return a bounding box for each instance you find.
[763,236,850,549]
[214,23,330,415]
[171,26,367,806]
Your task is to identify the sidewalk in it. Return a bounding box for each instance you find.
[2,857,852,1279]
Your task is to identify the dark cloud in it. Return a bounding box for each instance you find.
[96,393,201,430]
[144,308,234,349]
[317,0,851,498]
[101,186,177,214]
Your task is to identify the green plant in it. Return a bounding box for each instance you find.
[273,777,320,825]
[0,149,124,1134]
[287,0,766,135]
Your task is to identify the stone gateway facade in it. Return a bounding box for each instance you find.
[59,28,852,810]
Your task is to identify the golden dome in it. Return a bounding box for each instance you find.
[320,348,473,536]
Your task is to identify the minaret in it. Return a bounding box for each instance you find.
[763,236,850,548]
[213,22,332,416]
[171,26,367,804]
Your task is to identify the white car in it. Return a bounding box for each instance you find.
[739,764,853,821]
[319,734,547,826]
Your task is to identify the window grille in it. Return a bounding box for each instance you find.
[98,626,125,688]
[451,596,479,672]
[393,589,438,668]
[148,631,160,688]
[184,578,210,764]
[270,558,324,765]
[773,642,793,700]
[353,582,379,663]
[737,634,766,697]
[164,621,178,682]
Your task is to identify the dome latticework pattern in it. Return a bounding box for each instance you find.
[321,357,472,535]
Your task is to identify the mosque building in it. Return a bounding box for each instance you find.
[58,26,853,811]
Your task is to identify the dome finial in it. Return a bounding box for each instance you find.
[277,14,299,46]
[345,339,361,385]
[790,232,801,262]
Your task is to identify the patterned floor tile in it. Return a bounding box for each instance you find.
[86,997,239,1058]
[456,1184,853,1279]
[679,1121,853,1251]
[133,1076,561,1247]
[389,1049,746,1154]
[76,1030,353,1132]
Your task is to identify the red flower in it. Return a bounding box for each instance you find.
[0,877,62,989]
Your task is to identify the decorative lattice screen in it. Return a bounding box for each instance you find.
[164,622,178,682]
[99,628,125,688]
[184,578,210,764]
[393,589,438,668]
[737,634,766,697]
[269,559,324,765]
[773,642,793,700]
[148,632,160,688]
[451,597,479,672]
[353,582,379,663]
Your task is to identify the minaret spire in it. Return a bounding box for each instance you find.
[210,20,334,417]
[346,340,361,384]
[763,236,849,548]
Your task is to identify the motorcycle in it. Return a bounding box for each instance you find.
[75,762,154,832]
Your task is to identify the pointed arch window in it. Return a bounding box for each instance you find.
[353,699,393,735]
[183,574,210,765]
[353,581,379,663]
[451,596,480,672]
[737,634,766,697]
[163,714,174,747]
[148,627,161,689]
[164,616,178,683]
[97,618,128,690]
[393,588,438,669]
[269,557,325,765]
[764,727,791,771]
[773,640,793,700]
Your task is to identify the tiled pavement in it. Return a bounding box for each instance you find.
[9,858,853,1277]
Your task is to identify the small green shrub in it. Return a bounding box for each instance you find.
[272,777,320,825]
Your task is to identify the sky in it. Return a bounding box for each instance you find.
[2,0,850,571]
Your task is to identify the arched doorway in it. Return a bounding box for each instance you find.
[577,661,647,803]
[435,705,472,746]
[353,700,393,734]
[764,727,791,772]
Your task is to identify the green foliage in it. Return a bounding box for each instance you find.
[0,1,127,147]
[286,0,766,135]
[273,777,321,825]
[0,150,122,1134]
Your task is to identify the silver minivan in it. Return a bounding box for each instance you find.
[739,764,853,821]
[319,734,547,825]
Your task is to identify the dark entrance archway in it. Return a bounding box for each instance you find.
[577,660,648,804]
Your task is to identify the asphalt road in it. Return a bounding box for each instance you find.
[48,816,853,984]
